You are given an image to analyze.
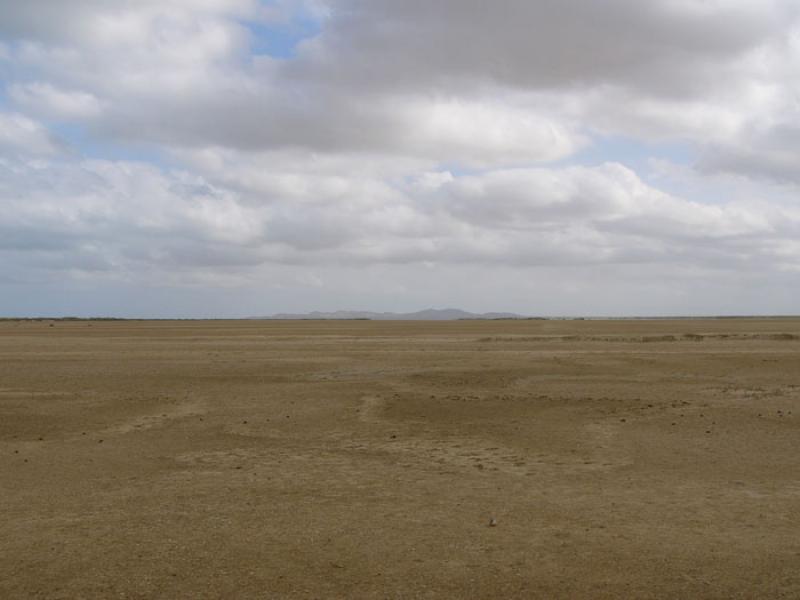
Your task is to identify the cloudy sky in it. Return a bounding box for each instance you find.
[1,0,799,317]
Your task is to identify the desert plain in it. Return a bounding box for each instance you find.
[1,318,799,598]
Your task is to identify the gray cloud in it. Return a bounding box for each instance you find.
[0,0,795,172]
[1,0,800,315]
[697,121,800,185]
[300,0,791,94]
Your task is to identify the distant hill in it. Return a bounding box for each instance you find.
[252,308,529,320]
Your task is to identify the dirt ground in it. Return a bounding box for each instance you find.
[1,318,799,599]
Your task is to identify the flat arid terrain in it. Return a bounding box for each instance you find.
[2,318,799,598]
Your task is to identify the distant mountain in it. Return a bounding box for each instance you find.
[252,308,528,320]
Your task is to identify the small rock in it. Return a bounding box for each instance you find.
[489,518,497,527]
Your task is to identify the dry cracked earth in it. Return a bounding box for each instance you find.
[1,318,799,598]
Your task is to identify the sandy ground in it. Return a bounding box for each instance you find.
[1,318,799,599]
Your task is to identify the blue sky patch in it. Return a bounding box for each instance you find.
[246,14,323,59]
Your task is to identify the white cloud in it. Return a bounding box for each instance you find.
[1,0,800,314]
[9,82,103,119]
[397,97,582,166]
[0,112,60,155]
[2,153,797,279]
[3,0,796,168]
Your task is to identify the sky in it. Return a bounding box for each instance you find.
[0,0,799,318]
